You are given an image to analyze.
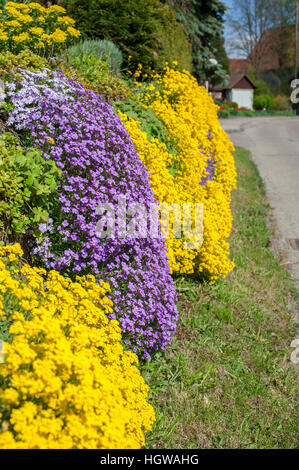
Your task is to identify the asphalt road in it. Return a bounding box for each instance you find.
[220,116,299,334]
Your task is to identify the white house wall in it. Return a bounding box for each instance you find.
[231,89,254,110]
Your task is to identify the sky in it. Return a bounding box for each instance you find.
[222,0,246,58]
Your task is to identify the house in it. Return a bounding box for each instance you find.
[211,74,256,110]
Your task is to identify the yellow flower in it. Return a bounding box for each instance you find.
[66,26,81,38]
[47,5,66,15]
[49,28,67,43]
[57,16,75,26]
[4,20,21,28]
[0,2,79,54]
[0,31,8,41]
[12,32,29,43]
[0,244,155,449]
[29,27,44,36]
[28,2,46,13]
[121,66,236,282]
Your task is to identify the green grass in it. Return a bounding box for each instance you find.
[142,147,299,449]
[219,109,295,118]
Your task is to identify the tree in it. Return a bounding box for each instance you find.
[267,0,298,70]
[227,0,298,76]
[62,0,193,74]
[161,0,229,84]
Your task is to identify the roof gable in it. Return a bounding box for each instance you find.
[228,74,256,89]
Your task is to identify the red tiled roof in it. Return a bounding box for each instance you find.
[229,58,250,74]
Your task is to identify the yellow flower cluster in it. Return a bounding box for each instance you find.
[118,111,199,274]
[122,67,237,282]
[0,2,80,54]
[0,244,155,449]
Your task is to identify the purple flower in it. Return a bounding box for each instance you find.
[7,69,178,359]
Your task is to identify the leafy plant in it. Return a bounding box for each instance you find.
[115,100,166,141]
[61,52,132,101]
[273,94,291,110]
[63,0,192,75]
[0,133,61,245]
[0,49,49,81]
[0,2,80,57]
[253,94,274,110]
[162,0,228,83]
[66,39,123,74]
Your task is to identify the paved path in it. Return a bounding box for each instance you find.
[220,116,299,339]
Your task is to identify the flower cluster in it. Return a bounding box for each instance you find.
[0,2,80,56]
[124,66,237,282]
[0,244,155,449]
[6,69,178,360]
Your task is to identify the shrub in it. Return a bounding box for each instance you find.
[253,94,274,110]
[0,243,155,449]
[0,2,80,57]
[218,108,229,118]
[226,101,238,109]
[0,132,61,247]
[273,94,291,111]
[60,52,132,102]
[6,69,178,360]
[151,4,193,73]
[66,39,123,74]
[0,49,49,81]
[123,66,237,282]
[63,0,192,74]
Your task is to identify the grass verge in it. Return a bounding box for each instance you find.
[142,147,299,449]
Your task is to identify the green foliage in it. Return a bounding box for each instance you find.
[273,94,291,111]
[66,39,123,74]
[144,147,298,449]
[151,5,193,73]
[253,94,275,110]
[218,108,230,118]
[260,67,294,96]
[114,99,180,156]
[0,49,49,81]
[227,101,238,109]
[212,35,230,75]
[60,52,133,101]
[248,67,272,96]
[63,0,193,74]
[162,0,228,84]
[0,133,61,244]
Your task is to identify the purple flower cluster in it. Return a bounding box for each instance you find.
[199,137,215,187]
[7,70,178,360]
[200,153,215,186]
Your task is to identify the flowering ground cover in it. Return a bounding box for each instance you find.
[0,5,237,446]
[121,66,237,282]
[0,244,154,448]
[5,68,178,361]
[1,1,296,451]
